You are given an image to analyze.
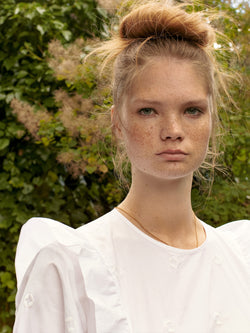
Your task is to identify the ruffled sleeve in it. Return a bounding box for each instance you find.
[15,217,83,289]
[14,218,95,333]
[218,220,250,274]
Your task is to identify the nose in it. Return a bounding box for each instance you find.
[160,114,184,141]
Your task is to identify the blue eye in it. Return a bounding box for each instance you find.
[139,108,155,116]
[185,107,202,115]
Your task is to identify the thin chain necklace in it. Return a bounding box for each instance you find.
[116,206,199,248]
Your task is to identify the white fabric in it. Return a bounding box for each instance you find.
[14,209,250,333]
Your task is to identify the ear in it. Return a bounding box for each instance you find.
[111,105,123,140]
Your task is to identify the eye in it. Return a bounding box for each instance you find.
[138,108,156,116]
[185,107,203,116]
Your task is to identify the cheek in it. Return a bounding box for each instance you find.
[193,117,211,142]
[191,122,211,153]
[205,121,212,143]
[196,125,210,140]
[123,124,155,152]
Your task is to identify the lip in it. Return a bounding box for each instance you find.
[157,149,188,155]
[156,149,188,161]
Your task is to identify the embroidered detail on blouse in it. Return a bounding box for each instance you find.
[163,319,176,332]
[169,256,180,269]
[65,316,75,333]
[213,255,223,265]
[23,293,34,308]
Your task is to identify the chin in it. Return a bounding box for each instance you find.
[132,157,206,182]
[135,167,194,182]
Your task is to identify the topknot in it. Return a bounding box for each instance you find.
[119,3,215,47]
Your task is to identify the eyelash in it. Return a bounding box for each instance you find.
[138,107,204,117]
[138,108,156,116]
[184,107,203,116]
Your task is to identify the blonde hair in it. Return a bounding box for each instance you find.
[90,1,238,188]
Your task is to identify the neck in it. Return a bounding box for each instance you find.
[119,172,204,248]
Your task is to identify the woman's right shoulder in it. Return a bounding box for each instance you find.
[14,220,92,333]
[15,217,80,288]
[16,210,119,288]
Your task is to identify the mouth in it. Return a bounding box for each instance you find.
[157,149,188,155]
[156,150,188,161]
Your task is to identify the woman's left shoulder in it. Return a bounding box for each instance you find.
[217,219,250,253]
[217,219,250,236]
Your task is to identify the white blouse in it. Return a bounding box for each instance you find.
[14,209,250,333]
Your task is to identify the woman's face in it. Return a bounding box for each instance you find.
[113,57,212,181]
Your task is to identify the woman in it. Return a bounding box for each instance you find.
[14,2,250,332]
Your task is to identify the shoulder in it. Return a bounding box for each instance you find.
[203,219,250,256]
[76,209,118,239]
[14,241,91,333]
[217,219,250,241]
[15,217,82,289]
[204,219,250,240]
[216,220,250,268]
[75,209,124,258]
[18,242,83,293]
[16,210,119,288]
[19,216,80,246]
[217,219,250,249]
[76,209,122,269]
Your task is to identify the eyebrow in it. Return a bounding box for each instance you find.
[182,99,209,108]
[132,98,209,108]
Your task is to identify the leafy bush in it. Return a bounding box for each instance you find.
[0,0,249,331]
[0,0,111,330]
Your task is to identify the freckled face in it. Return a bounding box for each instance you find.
[113,57,212,181]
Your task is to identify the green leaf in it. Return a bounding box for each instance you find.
[86,165,97,174]
[14,6,20,15]
[36,24,45,35]
[0,93,6,100]
[0,51,6,61]
[0,272,15,289]
[3,57,16,70]
[0,138,10,151]
[9,177,24,188]
[53,20,65,30]
[61,30,72,41]
[36,7,46,15]
[22,184,34,195]
[0,173,11,191]
[6,93,14,104]
[16,70,28,79]
[0,16,5,25]
[7,293,16,303]
[0,217,12,229]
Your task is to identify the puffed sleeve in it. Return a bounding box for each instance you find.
[13,243,96,333]
[13,218,96,333]
[218,220,250,272]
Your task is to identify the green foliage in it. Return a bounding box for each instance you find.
[0,0,107,106]
[0,0,110,330]
[192,180,249,226]
[187,0,250,224]
[0,0,249,331]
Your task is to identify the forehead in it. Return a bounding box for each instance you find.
[125,57,208,105]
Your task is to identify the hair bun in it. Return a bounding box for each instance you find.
[119,3,215,47]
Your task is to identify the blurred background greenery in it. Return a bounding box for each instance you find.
[0,0,249,331]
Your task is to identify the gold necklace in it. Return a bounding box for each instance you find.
[116,206,199,248]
